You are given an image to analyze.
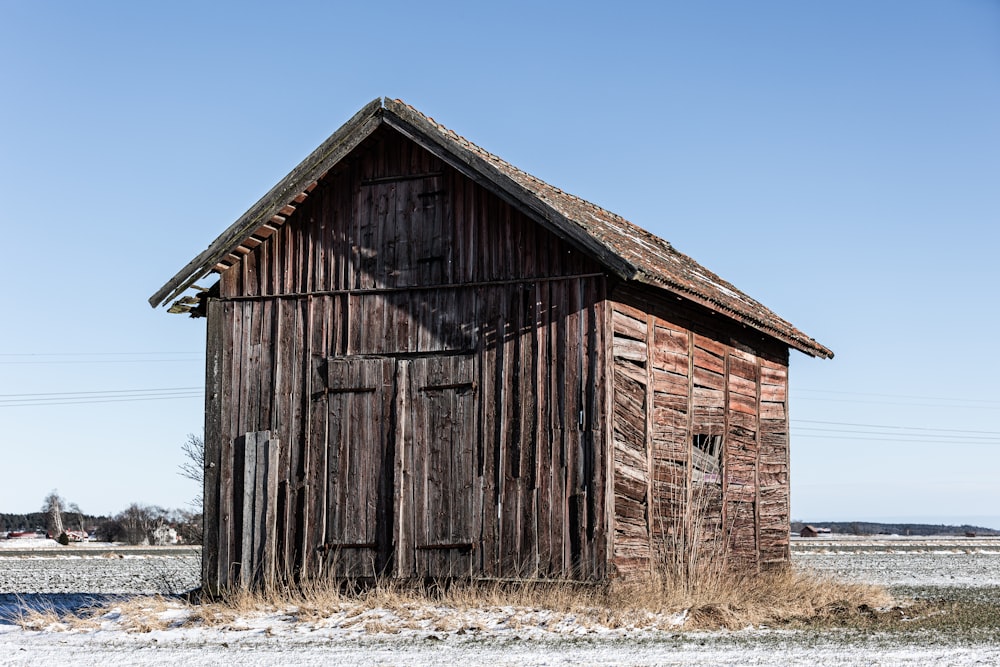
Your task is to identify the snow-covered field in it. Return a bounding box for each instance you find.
[0,544,200,595]
[1,537,998,666]
[792,536,1000,587]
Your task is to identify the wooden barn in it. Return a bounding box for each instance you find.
[150,98,832,590]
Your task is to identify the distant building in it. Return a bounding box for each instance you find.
[799,525,831,538]
[151,526,179,546]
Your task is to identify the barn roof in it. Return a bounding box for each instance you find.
[150,97,833,359]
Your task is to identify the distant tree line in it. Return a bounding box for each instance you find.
[1,490,202,545]
[2,435,206,546]
[96,503,202,545]
[791,520,1000,536]
[0,511,106,534]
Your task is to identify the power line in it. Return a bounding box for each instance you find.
[791,417,1000,445]
[794,419,1000,436]
[794,427,1000,442]
[0,352,200,356]
[793,429,1000,444]
[790,396,999,410]
[2,360,201,365]
[0,352,202,366]
[792,433,1000,446]
[0,387,203,408]
[794,387,999,406]
[0,394,202,408]
[0,387,201,398]
[0,359,201,365]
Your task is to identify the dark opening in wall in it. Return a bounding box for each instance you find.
[692,434,722,484]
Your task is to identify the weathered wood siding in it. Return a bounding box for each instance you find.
[199,124,795,589]
[609,285,791,577]
[203,127,609,588]
[609,301,653,574]
[758,358,791,565]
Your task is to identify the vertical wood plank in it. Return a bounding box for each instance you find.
[754,355,762,571]
[218,300,244,588]
[263,436,280,584]
[240,431,259,588]
[603,290,616,576]
[586,279,604,578]
[535,281,553,576]
[395,360,413,578]
[203,298,223,592]
[644,313,655,574]
[479,288,500,577]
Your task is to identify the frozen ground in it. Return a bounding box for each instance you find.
[3,627,1000,667]
[0,543,199,595]
[1,537,998,666]
[792,536,1000,587]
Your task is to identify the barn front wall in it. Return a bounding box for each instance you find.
[196,121,799,591]
[608,283,791,578]
[202,127,613,589]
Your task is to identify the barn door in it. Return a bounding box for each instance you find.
[396,355,479,578]
[323,357,395,577]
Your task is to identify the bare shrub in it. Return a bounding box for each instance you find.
[178,433,204,511]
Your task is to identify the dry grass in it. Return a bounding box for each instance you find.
[197,566,893,632]
[14,605,101,633]
[628,483,896,629]
[649,566,894,629]
[12,566,893,634]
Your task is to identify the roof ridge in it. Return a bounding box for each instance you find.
[388,98,639,229]
[151,97,832,358]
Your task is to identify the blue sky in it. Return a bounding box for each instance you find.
[1,1,997,527]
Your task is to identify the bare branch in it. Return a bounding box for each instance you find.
[179,433,204,483]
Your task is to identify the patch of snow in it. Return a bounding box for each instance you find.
[1,542,999,664]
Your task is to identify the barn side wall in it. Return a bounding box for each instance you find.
[608,284,791,578]
[202,127,611,589]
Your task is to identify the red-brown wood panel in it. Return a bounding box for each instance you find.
[203,126,631,588]
[399,355,479,579]
[322,357,395,577]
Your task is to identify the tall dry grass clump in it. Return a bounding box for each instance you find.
[635,486,894,629]
[615,564,893,630]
